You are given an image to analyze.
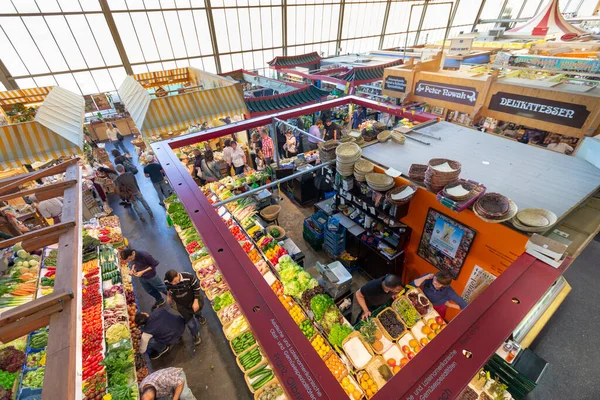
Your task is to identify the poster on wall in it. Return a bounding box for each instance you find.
[84,95,97,113]
[488,92,590,129]
[461,265,497,304]
[417,208,477,279]
[414,80,478,106]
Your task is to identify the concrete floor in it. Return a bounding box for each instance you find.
[104,137,600,400]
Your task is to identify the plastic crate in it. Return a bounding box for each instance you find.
[303,218,324,240]
[311,211,329,231]
[303,230,323,251]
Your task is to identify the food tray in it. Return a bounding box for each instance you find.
[405,288,433,316]
[236,344,263,372]
[245,360,276,393]
[223,315,250,340]
[359,321,394,355]
[217,302,241,326]
[393,296,422,328]
[356,370,379,398]
[324,352,349,382]
[229,330,256,355]
[341,331,374,370]
[206,283,228,301]
[397,331,418,357]
[364,356,392,389]
[381,343,403,372]
[410,320,430,346]
[254,379,288,400]
[372,317,394,344]
[376,307,407,340]
[340,373,365,400]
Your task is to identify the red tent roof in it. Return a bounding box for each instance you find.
[506,0,586,37]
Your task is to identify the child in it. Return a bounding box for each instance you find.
[255,150,266,171]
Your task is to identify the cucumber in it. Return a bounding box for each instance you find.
[248,364,267,378]
[252,371,274,390]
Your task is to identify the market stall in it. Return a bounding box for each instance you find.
[151,96,584,399]
[0,86,85,169]
[382,54,600,152]
[118,67,248,141]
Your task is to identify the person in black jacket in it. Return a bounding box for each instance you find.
[135,309,187,359]
[164,270,205,345]
[121,248,166,309]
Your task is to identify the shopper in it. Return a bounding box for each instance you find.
[352,106,367,129]
[135,309,186,359]
[546,137,574,155]
[410,271,467,319]
[111,149,137,174]
[308,120,323,151]
[144,155,171,206]
[255,149,266,172]
[121,248,167,309]
[140,367,196,400]
[115,164,154,221]
[261,129,274,164]
[222,139,234,175]
[105,122,129,154]
[229,140,247,175]
[30,195,63,224]
[164,270,204,346]
[200,149,223,182]
[276,124,286,156]
[190,148,205,184]
[283,130,298,157]
[324,119,341,141]
[341,114,352,136]
[356,274,403,320]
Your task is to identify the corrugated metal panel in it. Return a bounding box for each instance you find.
[118,76,152,132]
[34,86,84,149]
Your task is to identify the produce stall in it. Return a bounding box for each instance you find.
[152,96,580,399]
[118,67,248,141]
[0,160,82,400]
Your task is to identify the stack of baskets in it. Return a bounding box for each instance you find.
[365,173,395,192]
[386,184,417,206]
[336,142,362,177]
[318,140,339,162]
[354,159,374,182]
[408,164,428,183]
[473,192,517,223]
[424,158,461,193]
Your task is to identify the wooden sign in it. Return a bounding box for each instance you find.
[414,80,478,105]
[488,92,590,128]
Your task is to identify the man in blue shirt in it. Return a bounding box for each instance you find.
[352,106,367,129]
[410,271,467,320]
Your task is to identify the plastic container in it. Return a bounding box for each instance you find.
[342,332,374,370]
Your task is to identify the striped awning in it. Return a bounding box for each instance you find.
[133,68,190,89]
[268,52,322,69]
[0,87,53,108]
[141,85,248,137]
[0,86,84,170]
[0,123,80,169]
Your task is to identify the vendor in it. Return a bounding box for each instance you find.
[356,274,403,320]
[324,119,341,141]
[410,271,467,319]
[30,195,63,224]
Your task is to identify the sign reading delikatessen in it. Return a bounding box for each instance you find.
[414,80,478,106]
[488,92,590,129]
[384,75,407,92]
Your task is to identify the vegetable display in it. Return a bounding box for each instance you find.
[328,323,353,348]
[106,323,130,344]
[232,332,256,354]
[213,291,234,311]
[0,370,17,390]
[0,346,25,373]
[101,346,134,387]
[278,256,318,298]
[395,298,421,327]
[257,382,285,400]
[239,346,262,371]
[248,364,275,391]
[26,350,46,368]
[311,294,334,321]
[22,367,45,388]
[30,329,48,348]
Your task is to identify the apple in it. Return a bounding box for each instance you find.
[435,316,445,325]
[407,352,414,360]
[402,345,410,353]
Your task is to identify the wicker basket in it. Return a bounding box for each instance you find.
[318,140,339,162]
[393,296,421,328]
[377,130,392,142]
[375,307,406,341]
[229,330,256,355]
[386,184,417,206]
[267,225,286,240]
[442,180,477,202]
[365,356,392,389]
[253,379,285,400]
[236,343,263,371]
[260,205,281,222]
[408,164,428,182]
[245,360,276,393]
[341,331,375,370]
[424,158,461,192]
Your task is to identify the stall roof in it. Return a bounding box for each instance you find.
[268,52,322,69]
[506,0,586,38]
[0,87,53,109]
[0,86,84,169]
[361,121,600,220]
[339,59,403,84]
[245,85,329,115]
[132,68,190,89]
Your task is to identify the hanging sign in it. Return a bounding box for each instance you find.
[384,76,407,92]
[488,92,590,129]
[414,80,478,105]
[461,265,496,304]
[508,55,600,73]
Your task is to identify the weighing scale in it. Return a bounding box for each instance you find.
[315,261,352,301]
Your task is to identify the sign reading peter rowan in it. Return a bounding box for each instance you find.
[414,80,478,106]
[489,92,590,129]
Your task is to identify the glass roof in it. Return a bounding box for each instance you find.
[0,0,595,95]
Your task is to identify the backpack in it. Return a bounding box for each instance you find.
[122,158,138,175]
[117,180,135,201]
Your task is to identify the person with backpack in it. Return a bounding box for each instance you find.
[111,149,138,175]
[115,164,153,221]
[105,121,129,154]
[144,155,172,206]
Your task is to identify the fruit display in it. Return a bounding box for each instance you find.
[359,320,392,354]
[398,332,420,361]
[377,309,405,339]
[340,375,364,400]
[394,297,421,327]
[342,334,373,370]
[231,331,256,354]
[407,290,431,315]
[382,344,403,375]
[324,352,347,381]
[246,363,275,392]
[299,320,316,339]
[357,371,379,398]
[225,316,249,340]
[365,356,393,388]
[238,345,263,371]
[289,304,306,324]
[311,334,332,358]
